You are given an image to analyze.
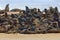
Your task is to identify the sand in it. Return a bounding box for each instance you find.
[0,33,60,40]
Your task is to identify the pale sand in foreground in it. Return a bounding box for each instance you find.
[0,33,60,40]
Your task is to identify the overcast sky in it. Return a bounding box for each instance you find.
[0,0,60,11]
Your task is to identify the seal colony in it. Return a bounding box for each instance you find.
[0,4,60,34]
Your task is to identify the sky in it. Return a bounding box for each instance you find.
[0,0,60,11]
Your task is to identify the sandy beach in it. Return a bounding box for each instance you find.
[0,33,60,40]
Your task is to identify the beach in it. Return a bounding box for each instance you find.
[0,33,60,40]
